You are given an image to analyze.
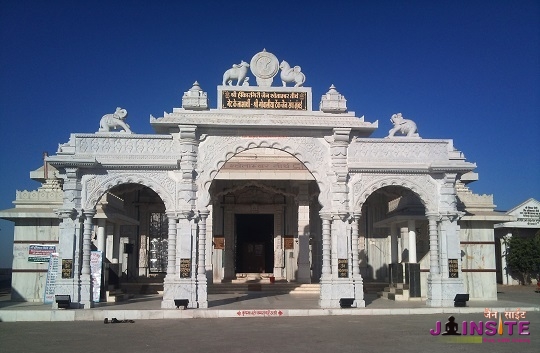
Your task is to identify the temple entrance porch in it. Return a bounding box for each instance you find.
[209,148,321,285]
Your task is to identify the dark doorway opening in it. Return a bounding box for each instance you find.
[235,214,274,273]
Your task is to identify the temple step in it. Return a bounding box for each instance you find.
[208,283,319,294]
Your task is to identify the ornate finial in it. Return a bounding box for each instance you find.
[386,113,420,138]
[182,81,208,110]
[98,107,132,133]
[320,84,347,113]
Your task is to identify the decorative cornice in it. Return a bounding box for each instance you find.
[349,166,430,174]
[92,162,179,170]
[151,110,377,132]
[47,160,99,168]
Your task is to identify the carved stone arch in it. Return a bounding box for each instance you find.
[196,136,332,209]
[353,174,438,214]
[213,181,299,203]
[83,172,175,211]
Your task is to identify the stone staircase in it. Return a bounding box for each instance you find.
[379,283,422,301]
[105,286,132,302]
[208,282,320,294]
[362,282,388,294]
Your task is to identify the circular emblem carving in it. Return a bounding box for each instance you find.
[250,50,279,79]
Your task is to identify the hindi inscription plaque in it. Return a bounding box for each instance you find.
[222,90,307,110]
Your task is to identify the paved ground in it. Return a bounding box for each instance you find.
[0,284,538,351]
[0,283,538,322]
[0,313,538,353]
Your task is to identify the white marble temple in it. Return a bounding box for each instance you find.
[0,49,513,311]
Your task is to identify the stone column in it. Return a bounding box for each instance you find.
[273,209,285,279]
[426,212,442,307]
[320,213,332,279]
[408,220,417,263]
[80,209,96,309]
[297,183,311,283]
[427,214,440,274]
[162,211,197,309]
[53,209,78,308]
[53,167,83,308]
[197,210,209,308]
[351,214,361,277]
[400,227,409,262]
[223,208,235,280]
[205,205,213,282]
[390,223,399,264]
[165,212,177,279]
[96,219,106,253]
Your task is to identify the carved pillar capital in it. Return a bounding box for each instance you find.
[198,209,210,220]
[319,211,333,221]
[56,208,77,220]
[82,209,96,218]
[63,167,80,179]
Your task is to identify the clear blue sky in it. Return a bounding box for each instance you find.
[1,1,539,267]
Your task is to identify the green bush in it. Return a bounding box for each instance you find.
[506,232,540,285]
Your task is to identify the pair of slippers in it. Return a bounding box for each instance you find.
[104,318,135,324]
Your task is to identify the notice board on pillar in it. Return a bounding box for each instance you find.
[213,237,224,250]
[91,251,103,303]
[61,259,73,279]
[284,237,294,250]
[180,258,191,278]
[448,259,459,278]
[338,259,348,278]
[44,253,59,304]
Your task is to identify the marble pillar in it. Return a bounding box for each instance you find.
[96,219,106,253]
[427,213,442,307]
[197,210,209,308]
[390,223,398,264]
[297,184,311,283]
[320,213,331,279]
[80,209,96,309]
[400,227,408,262]
[408,220,417,263]
[165,212,177,279]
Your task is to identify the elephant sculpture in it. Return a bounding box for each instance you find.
[98,107,132,133]
[386,113,419,138]
[279,60,305,87]
[222,61,250,86]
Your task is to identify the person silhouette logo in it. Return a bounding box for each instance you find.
[441,316,461,335]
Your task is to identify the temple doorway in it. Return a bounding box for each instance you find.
[235,214,274,274]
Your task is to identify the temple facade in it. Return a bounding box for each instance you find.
[0,50,512,309]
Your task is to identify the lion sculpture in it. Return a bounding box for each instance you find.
[386,113,419,138]
[279,60,305,87]
[222,61,250,86]
[98,107,132,133]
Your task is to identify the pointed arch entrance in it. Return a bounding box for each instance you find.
[207,147,322,284]
[83,176,172,300]
[353,176,437,300]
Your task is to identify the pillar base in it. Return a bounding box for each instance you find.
[79,275,94,309]
[161,278,197,309]
[319,277,365,308]
[427,274,464,307]
[197,275,208,309]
